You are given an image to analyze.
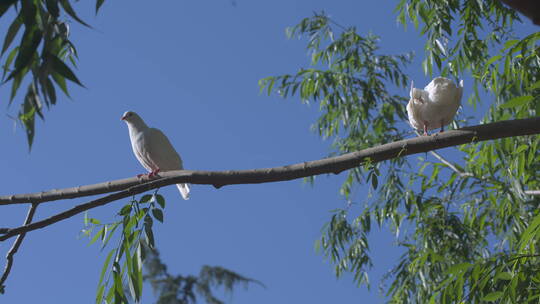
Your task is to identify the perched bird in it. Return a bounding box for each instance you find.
[121,111,190,200]
[407,77,464,135]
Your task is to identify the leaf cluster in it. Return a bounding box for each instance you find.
[0,0,105,148]
[144,246,263,304]
[82,193,165,304]
[262,4,540,303]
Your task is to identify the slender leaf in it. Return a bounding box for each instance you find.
[51,72,70,96]
[45,77,57,105]
[155,194,165,209]
[14,25,42,70]
[18,89,37,149]
[500,95,533,109]
[48,54,84,86]
[96,0,106,14]
[45,0,60,17]
[21,0,37,27]
[151,208,164,223]
[1,15,22,56]
[97,249,115,288]
[0,0,17,19]
[2,46,18,79]
[59,0,91,27]
[481,291,503,302]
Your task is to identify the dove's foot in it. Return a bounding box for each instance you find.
[423,122,429,136]
[148,169,161,178]
[136,173,146,178]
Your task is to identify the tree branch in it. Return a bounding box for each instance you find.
[0,203,38,292]
[1,117,539,207]
[0,117,538,242]
[498,0,540,25]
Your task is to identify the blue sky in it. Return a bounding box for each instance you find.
[0,1,537,303]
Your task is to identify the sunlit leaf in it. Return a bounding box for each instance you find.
[500,95,533,109]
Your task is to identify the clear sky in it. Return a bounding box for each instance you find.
[0,1,536,303]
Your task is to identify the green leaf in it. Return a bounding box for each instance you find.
[21,0,37,27]
[154,194,165,209]
[482,291,503,301]
[152,208,164,223]
[89,226,104,245]
[130,250,142,301]
[371,173,378,190]
[530,80,540,90]
[0,0,17,19]
[18,91,37,150]
[118,204,132,216]
[51,72,70,97]
[49,54,84,86]
[45,0,60,17]
[14,25,41,70]
[2,46,18,79]
[144,223,155,249]
[134,244,143,300]
[503,39,520,49]
[485,55,501,67]
[90,218,101,225]
[500,95,533,109]
[139,194,152,204]
[45,77,57,105]
[494,272,513,281]
[1,15,22,56]
[101,222,119,249]
[519,213,540,252]
[59,0,91,28]
[112,263,126,304]
[97,248,115,288]
[8,68,27,102]
[96,0,106,14]
[95,284,105,304]
[446,262,472,275]
[514,144,528,154]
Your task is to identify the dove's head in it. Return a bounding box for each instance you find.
[121,111,146,128]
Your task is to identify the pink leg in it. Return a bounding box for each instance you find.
[423,122,429,136]
[137,168,161,178]
[148,168,160,177]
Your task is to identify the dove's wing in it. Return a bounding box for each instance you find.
[146,128,183,171]
[145,128,190,200]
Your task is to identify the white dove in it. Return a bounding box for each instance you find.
[407,77,464,135]
[121,111,190,200]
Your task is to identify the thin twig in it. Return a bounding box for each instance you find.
[426,148,474,178]
[0,203,38,293]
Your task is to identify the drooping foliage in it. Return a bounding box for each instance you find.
[83,193,261,304]
[0,0,95,149]
[143,245,262,304]
[260,1,540,302]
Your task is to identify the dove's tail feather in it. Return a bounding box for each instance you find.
[176,183,190,200]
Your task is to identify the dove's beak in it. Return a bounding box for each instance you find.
[120,115,126,121]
